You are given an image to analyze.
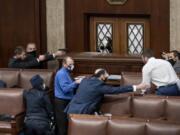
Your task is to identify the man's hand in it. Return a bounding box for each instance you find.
[136,83,148,90]
[38,55,45,62]
[75,78,83,84]
[54,51,66,57]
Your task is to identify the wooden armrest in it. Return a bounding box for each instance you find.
[11,112,25,120]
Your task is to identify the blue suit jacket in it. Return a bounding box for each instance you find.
[64,77,133,114]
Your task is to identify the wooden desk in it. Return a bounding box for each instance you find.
[57,52,144,75]
[72,74,121,86]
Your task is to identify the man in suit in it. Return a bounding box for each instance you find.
[25,43,65,68]
[8,46,45,68]
[169,50,180,74]
[64,68,147,114]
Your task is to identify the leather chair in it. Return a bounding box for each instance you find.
[0,68,56,135]
[68,114,108,135]
[121,72,142,86]
[0,68,20,88]
[0,68,56,89]
[132,96,166,119]
[19,69,56,102]
[120,72,157,94]
[19,69,56,89]
[68,114,180,135]
[100,93,132,117]
[0,88,25,135]
[100,94,180,123]
[108,117,146,135]
[146,120,180,135]
[165,97,180,122]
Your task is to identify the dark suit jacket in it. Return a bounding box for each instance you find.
[25,53,55,69]
[173,60,180,74]
[8,57,40,69]
[64,77,133,114]
[23,89,53,118]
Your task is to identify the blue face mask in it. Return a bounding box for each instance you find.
[67,65,74,71]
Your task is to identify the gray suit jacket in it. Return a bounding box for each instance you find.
[174,60,180,74]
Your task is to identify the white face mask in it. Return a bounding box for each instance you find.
[103,73,109,82]
[105,73,109,78]
[42,83,46,90]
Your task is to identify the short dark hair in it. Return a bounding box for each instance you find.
[93,69,106,78]
[142,49,154,58]
[171,50,180,59]
[14,46,25,55]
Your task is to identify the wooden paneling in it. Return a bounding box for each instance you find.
[58,52,144,75]
[65,0,169,57]
[0,0,47,68]
[90,17,150,54]
[150,0,170,56]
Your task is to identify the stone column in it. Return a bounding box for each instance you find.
[46,0,65,69]
[170,0,180,51]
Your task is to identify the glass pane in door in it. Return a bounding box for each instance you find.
[96,23,113,53]
[127,24,144,55]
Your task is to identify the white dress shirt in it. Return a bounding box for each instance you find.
[142,57,180,88]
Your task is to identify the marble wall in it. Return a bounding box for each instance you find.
[46,0,65,69]
[170,0,180,51]
[46,0,180,68]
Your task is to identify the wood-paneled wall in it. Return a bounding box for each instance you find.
[65,0,170,57]
[0,0,47,68]
[58,52,144,75]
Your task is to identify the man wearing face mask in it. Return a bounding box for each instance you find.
[64,68,147,115]
[26,43,65,68]
[8,46,45,68]
[23,75,54,135]
[54,56,82,135]
[169,50,180,74]
[139,49,180,96]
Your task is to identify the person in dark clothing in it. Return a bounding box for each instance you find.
[106,36,113,53]
[0,80,6,88]
[8,46,45,69]
[161,51,176,66]
[25,43,65,68]
[169,50,180,74]
[64,68,147,114]
[23,75,54,135]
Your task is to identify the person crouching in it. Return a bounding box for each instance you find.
[23,75,54,135]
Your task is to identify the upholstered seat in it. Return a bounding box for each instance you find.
[0,89,24,135]
[68,114,180,135]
